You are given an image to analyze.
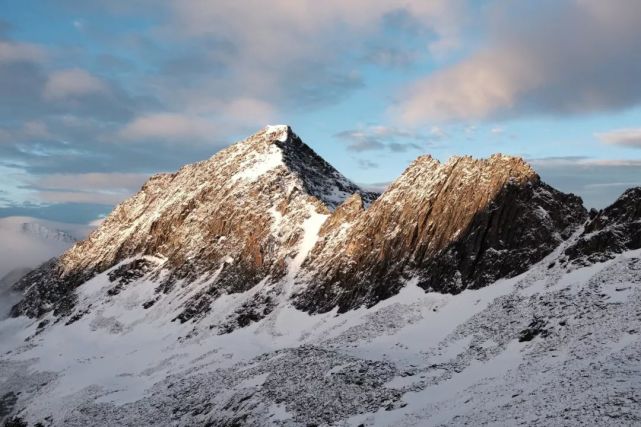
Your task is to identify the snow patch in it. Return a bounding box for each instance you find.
[232,143,284,182]
[265,124,290,142]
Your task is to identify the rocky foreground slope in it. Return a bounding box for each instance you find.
[2,126,641,426]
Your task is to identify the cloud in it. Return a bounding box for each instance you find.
[0,41,46,63]
[335,125,431,152]
[44,68,108,100]
[336,130,385,152]
[356,159,380,169]
[0,121,52,144]
[147,0,466,114]
[118,113,218,143]
[528,155,641,209]
[362,46,417,68]
[530,156,641,168]
[596,128,641,148]
[26,172,149,205]
[395,0,641,123]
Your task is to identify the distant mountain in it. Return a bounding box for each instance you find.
[0,216,92,318]
[2,126,641,426]
[0,216,93,280]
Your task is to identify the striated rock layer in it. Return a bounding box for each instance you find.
[295,154,587,313]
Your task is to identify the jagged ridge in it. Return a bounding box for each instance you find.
[295,154,587,313]
[564,187,641,265]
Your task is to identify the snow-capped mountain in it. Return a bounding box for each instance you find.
[2,126,641,426]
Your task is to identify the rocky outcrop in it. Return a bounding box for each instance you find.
[295,154,587,313]
[565,187,641,265]
[11,126,374,320]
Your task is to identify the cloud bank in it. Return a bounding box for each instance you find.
[396,0,641,123]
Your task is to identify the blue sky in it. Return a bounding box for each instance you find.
[1,0,641,223]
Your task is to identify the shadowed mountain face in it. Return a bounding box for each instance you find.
[564,187,641,265]
[11,125,590,323]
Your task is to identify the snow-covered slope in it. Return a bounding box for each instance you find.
[2,227,641,426]
[2,126,640,426]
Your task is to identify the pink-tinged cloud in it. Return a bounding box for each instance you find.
[0,41,46,63]
[596,128,641,149]
[394,0,641,124]
[118,113,218,143]
[44,68,108,100]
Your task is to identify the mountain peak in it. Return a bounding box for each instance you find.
[264,124,292,143]
[11,126,376,319]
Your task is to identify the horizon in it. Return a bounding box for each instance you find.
[2,1,641,223]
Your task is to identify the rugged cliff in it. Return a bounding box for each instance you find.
[295,154,587,313]
[565,187,641,265]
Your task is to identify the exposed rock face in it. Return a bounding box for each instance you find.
[11,126,374,319]
[565,187,641,265]
[295,154,587,313]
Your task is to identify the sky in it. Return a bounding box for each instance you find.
[1,0,641,223]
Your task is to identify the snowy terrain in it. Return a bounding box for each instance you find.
[1,224,640,425]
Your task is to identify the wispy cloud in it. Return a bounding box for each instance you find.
[335,125,438,153]
[596,128,641,148]
[26,172,149,205]
[0,40,46,63]
[118,113,218,143]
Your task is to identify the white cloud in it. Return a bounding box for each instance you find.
[596,128,641,148]
[43,68,108,100]
[118,113,218,143]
